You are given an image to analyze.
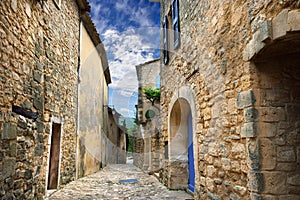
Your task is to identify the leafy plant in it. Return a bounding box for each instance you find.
[143,87,160,105]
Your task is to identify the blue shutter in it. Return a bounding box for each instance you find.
[163,15,169,65]
[172,0,180,49]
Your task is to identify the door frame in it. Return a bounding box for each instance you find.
[45,116,64,194]
[167,86,198,192]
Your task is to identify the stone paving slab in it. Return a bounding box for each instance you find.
[47,164,193,200]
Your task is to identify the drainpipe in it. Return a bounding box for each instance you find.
[75,18,82,180]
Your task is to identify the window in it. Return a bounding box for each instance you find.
[172,0,180,50]
[163,15,169,65]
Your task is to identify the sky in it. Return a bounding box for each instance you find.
[88,0,161,118]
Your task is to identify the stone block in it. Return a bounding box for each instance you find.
[258,20,272,42]
[34,144,44,156]
[221,158,231,171]
[1,123,17,140]
[9,142,17,157]
[248,171,264,192]
[258,122,276,138]
[233,185,247,196]
[286,104,300,120]
[33,98,43,111]
[287,173,300,186]
[11,0,17,12]
[259,107,285,122]
[33,71,42,83]
[244,107,258,123]
[2,158,16,179]
[272,9,288,40]
[236,90,256,109]
[241,122,257,138]
[243,39,255,61]
[206,177,215,192]
[231,143,246,159]
[277,146,296,162]
[207,165,216,177]
[207,192,219,200]
[263,172,286,194]
[260,138,276,170]
[277,163,297,171]
[227,98,237,114]
[287,10,300,31]
[24,169,32,180]
[278,195,300,200]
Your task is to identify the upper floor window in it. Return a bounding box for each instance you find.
[163,15,169,65]
[172,0,180,50]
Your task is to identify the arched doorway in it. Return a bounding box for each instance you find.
[244,9,300,199]
[169,98,195,191]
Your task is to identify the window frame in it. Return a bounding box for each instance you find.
[172,0,180,50]
[163,15,169,65]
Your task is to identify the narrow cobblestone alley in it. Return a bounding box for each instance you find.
[47,163,193,200]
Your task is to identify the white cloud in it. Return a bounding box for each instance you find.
[87,0,161,117]
[119,107,135,117]
[102,27,159,94]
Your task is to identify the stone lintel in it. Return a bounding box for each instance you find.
[272,9,289,40]
[288,10,300,32]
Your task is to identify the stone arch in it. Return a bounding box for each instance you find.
[167,86,198,191]
[243,9,300,199]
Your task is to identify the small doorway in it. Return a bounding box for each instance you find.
[188,112,195,192]
[169,98,195,191]
[47,123,62,190]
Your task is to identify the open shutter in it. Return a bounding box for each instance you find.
[163,15,169,65]
[172,0,180,50]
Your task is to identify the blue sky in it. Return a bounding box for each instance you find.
[88,0,161,118]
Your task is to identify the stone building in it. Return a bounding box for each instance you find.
[77,12,111,177]
[134,59,161,172]
[0,0,111,199]
[152,0,300,199]
[107,107,127,164]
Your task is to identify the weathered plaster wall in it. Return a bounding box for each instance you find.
[78,23,108,177]
[0,0,80,198]
[159,0,300,199]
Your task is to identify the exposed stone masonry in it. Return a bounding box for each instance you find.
[158,0,300,199]
[0,0,81,198]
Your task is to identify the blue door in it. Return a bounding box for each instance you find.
[188,112,195,192]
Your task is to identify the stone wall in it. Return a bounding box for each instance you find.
[0,0,80,198]
[159,0,300,199]
[134,59,161,171]
[107,109,127,164]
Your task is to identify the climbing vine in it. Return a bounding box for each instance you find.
[143,87,160,105]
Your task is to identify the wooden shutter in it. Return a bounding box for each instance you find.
[163,15,169,65]
[172,0,180,50]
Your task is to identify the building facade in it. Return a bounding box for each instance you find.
[77,12,111,178]
[107,107,127,164]
[134,59,161,172]
[0,0,111,199]
[157,0,300,199]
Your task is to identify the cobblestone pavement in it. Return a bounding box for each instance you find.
[47,164,193,200]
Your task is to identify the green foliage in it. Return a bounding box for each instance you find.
[143,87,160,105]
[126,122,137,152]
